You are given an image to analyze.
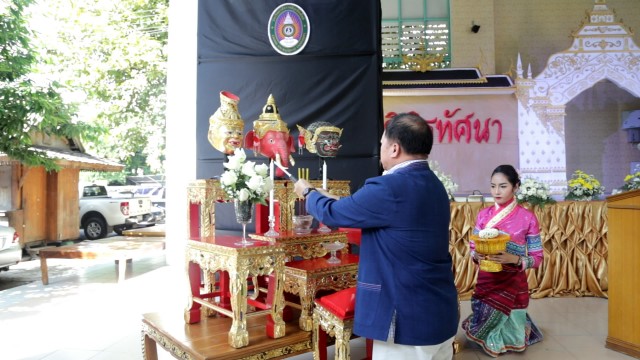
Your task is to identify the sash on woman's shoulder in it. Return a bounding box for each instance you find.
[484,199,517,230]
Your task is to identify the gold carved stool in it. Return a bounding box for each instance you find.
[312,287,461,359]
[312,287,372,360]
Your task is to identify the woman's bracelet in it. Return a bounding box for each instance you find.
[515,256,522,267]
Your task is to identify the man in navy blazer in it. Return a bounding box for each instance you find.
[294,113,459,359]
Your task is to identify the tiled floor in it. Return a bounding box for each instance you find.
[0,252,634,360]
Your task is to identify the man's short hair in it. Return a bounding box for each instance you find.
[384,113,433,155]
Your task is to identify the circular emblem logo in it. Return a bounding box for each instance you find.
[268,3,310,56]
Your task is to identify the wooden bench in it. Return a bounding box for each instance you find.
[122,224,166,237]
[38,237,165,285]
[142,311,311,360]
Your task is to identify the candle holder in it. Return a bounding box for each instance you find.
[264,215,279,237]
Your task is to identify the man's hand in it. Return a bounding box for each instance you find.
[294,179,313,198]
[294,180,340,200]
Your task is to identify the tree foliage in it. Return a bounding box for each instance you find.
[29,0,168,177]
[1,0,101,170]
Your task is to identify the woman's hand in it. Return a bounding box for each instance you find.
[473,252,485,262]
[487,252,520,265]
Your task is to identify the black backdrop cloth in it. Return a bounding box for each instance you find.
[196,0,383,230]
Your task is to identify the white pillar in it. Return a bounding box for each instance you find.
[165,0,198,266]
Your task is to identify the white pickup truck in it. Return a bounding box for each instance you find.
[79,185,156,240]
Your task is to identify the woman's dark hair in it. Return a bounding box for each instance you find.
[492,164,521,187]
[384,112,433,155]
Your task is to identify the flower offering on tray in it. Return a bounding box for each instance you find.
[470,228,511,272]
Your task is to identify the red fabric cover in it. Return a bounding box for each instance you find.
[316,287,356,319]
[339,228,362,246]
[255,201,281,234]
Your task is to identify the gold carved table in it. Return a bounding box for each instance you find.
[250,229,350,260]
[251,230,357,331]
[187,179,350,236]
[283,253,359,331]
[184,236,286,348]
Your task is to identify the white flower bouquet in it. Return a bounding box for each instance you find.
[516,177,555,207]
[429,160,458,201]
[220,148,273,205]
[565,170,604,201]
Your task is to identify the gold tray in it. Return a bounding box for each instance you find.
[479,259,503,272]
[471,233,511,272]
[470,234,510,255]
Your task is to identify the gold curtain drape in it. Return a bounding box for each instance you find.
[449,201,608,300]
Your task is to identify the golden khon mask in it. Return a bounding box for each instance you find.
[208,91,244,154]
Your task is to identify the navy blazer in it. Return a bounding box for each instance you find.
[305,161,459,345]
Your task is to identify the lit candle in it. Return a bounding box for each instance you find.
[322,160,327,190]
[269,160,275,218]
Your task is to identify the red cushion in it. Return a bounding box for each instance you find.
[316,287,356,319]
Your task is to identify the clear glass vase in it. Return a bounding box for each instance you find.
[234,199,254,246]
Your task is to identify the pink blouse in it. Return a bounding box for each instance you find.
[470,200,543,270]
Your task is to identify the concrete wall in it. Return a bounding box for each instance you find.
[493,0,640,75]
[448,0,640,77]
[450,0,496,73]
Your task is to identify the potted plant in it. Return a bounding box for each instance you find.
[516,177,555,208]
[565,170,604,201]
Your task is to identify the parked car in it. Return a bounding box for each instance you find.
[135,186,166,208]
[150,204,165,224]
[0,225,21,271]
[80,185,156,240]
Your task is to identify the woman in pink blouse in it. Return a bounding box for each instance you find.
[462,164,544,357]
